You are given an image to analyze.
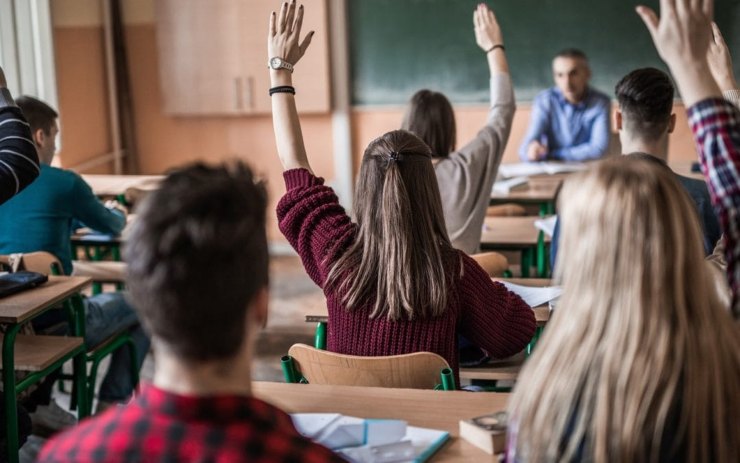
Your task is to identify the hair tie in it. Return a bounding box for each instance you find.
[389,151,401,163]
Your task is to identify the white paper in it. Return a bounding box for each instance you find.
[292,413,342,439]
[534,215,557,238]
[499,281,563,307]
[498,162,586,179]
[492,176,528,194]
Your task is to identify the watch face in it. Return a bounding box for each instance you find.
[270,57,282,69]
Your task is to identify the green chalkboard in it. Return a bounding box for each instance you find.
[349,0,740,105]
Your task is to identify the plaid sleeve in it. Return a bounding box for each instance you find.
[688,98,740,319]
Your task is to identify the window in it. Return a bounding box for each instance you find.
[0,0,57,108]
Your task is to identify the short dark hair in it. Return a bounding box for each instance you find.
[554,48,588,62]
[401,89,456,157]
[615,68,674,141]
[124,161,268,362]
[15,95,58,135]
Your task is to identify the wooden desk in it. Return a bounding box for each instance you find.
[82,174,163,197]
[490,175,564,214]
[1,276,91,463]
[481,216,551,277]
[252,381,508,462]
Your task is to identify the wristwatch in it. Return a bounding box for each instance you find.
[268,57,294,72]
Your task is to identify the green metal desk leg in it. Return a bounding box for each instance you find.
[526,326,544,356]
[3,324,21,463]
[69,294,90,418]
[536,231,547,278]
[520,249,531,278]
[314,322,327,350]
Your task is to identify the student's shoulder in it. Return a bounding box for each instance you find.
[675,173,711,198]
[37,407,133,462]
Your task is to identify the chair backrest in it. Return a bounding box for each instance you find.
[0,251,63,275]
[470,252,509,277]
[287,343,451,389]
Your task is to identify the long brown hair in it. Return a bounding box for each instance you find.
[325,130,453,320]
[401,90,456,158]
[509,157,740,462]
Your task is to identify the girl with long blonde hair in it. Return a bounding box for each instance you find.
[507,157,740,462]
[267,1,535,383]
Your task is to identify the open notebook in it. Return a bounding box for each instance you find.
[292,413,449,463]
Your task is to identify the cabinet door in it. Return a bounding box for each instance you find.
[155,0,330,115]
[156,0,245,115]
[243,0,331,114]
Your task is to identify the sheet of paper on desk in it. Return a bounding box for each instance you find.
[534,215,557,238]
[498,162,586,178]
[492,176,528,194]
[291,413,449,463]
[500,281,563,308]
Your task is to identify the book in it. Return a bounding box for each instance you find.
[499,281,562,308]
[459,411,508,455]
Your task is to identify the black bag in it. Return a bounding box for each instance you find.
[0,271,48,298]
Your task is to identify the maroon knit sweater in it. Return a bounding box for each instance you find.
[277,168,536,383]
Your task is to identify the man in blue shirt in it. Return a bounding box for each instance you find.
[519,49,611,162]
[0,96,149,428]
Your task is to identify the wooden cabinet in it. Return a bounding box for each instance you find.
[155,0,330,115]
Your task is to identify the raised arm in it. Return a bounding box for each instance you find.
[638,0,740,319]
[0,66,40,204]
[707,22,740,107]
[268,0,314,173]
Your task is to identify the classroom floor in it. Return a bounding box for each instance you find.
[19,255,323,461]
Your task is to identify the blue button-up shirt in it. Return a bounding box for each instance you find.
[518,87,611,162]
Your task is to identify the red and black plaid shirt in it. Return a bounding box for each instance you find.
[689,98,740,319]
[38,383,345,462]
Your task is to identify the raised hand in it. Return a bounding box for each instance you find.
[636,0,720,106]
[0,65,6,88]
[268,0,314,68]
[474,3,503,52]
[707,22,737,92]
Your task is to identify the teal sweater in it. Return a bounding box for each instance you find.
[0,165,125,274]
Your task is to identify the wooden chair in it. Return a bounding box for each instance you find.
[283,343,455,390]
[470,252,509,277]
[2,252,139,412]
[486,204,526,217]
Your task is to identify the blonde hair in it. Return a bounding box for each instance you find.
[508,158,740,462]
[325,130,453,321]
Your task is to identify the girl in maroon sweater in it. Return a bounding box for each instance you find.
[268,1,535,383]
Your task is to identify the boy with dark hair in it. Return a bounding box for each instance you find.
[38,161,343,462]
[0,96,149,428]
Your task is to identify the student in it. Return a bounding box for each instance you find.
[518,49,610,162]
[0,96,149,422]
[550,67,724,266]
[508,157,740,462]
[269,1,535,384]
[0,66,39,204]
[636,0,740,321]
[401,3,513,254]
[38,162,345,462]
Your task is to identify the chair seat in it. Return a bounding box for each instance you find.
[0,334,84,371]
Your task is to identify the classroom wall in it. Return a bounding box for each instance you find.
[50,0,335,242]
[50,0,700,244]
